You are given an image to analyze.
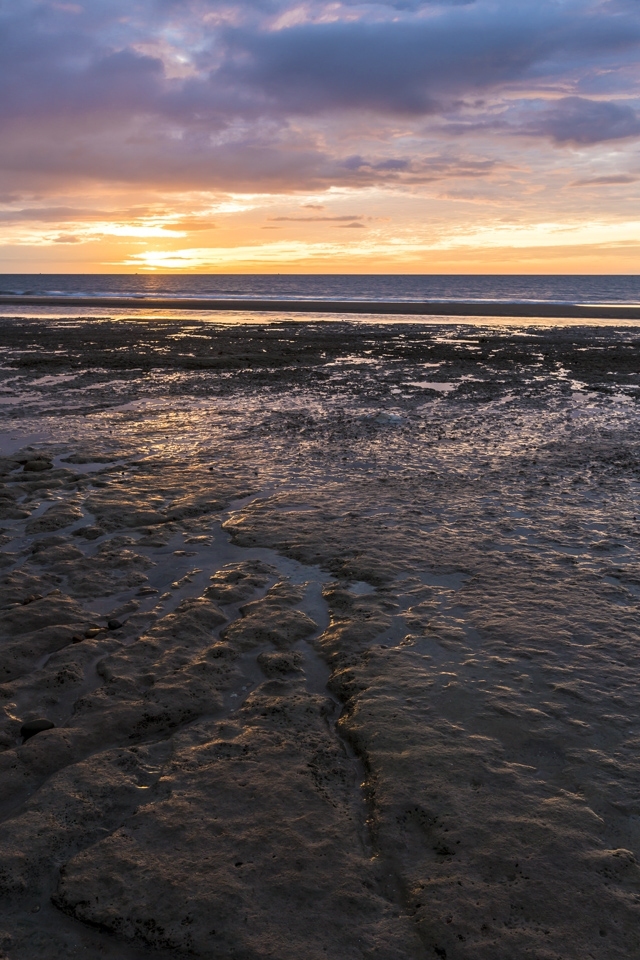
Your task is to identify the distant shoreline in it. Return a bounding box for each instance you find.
[1,294,640,320]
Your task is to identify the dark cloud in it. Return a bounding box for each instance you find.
[214,8,640,117]
[375,159,411,171]
[0,205,96,222]
[440,96,640,147]
[526,97,640,144]
[3,2,640,124]
[570,174,638,186]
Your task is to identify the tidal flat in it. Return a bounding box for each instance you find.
[0,315,639,960]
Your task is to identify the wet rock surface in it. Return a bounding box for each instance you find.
[0,315,638,958]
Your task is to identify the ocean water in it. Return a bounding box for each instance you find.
[1,273,640,305]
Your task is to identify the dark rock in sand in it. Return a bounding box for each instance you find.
[26,503,82,534]
[107,619,123,631]
[205,559,276,605]
[0,622,93,683]
[222,581,317,650]
[0,504,30,521]
[0,456,21,476]
[162,494,224,521]
[1,593,90,639]
[22,459,53,473]
[257,651,304,677]
[20,719,55,742]
[72,526,104,541]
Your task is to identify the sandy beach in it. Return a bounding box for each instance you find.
[0,314,639,959]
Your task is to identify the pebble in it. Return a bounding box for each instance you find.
[107,619,123,630]
[20,718,55,742]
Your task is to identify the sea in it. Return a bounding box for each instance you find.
[1,274,639,305]
[0,273,640,326]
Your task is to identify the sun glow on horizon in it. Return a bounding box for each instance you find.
[3,188,639,274]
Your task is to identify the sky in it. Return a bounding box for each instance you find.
[1,0,640,273]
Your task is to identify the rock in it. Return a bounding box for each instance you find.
[39,540,155,600]
[257,651,304,677]
[84,491,166,531]
[107,619,123,631]
[20,719,55,742]
[222,580,317,651]
[0,504,30,521]
[205,559,276,605]
[29,540,83,563]
[72,526,104,540]
[0,456,21,476]
[22,459,53,473]
[162,494,224,521]
[0,570,59,611]
[26,504,83,534]
[1,594,90,640]
[0,623,93,683]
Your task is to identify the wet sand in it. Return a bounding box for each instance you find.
[2,294,640,320]
[0,315,639,959]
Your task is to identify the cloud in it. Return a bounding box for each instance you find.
[267,215,367,227]
[571,174,638,186]
[526,97,640,145]
[1,0,640,198]
[212,3,640,117]
[3,3,640,125]
[269,214,363,221]
[0,205,98,222]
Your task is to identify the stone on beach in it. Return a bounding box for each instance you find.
[21,459,53,473]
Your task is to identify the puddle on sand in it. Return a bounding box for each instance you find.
[407,380,457,393]
[0,430,50,455]
[349,580,376,596]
